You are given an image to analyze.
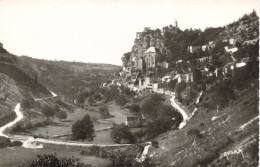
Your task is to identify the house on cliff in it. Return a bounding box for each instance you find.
[187,46,202,53]
[143,47,158,69]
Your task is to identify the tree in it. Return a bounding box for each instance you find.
[175,81,186,101]
[34,73,38,85]
[98,106,112,119]
[168,79,177,91]
[88,97,94,106]
[21,97,35,110]
[72,114,94,141]
[146,105,182,138]
[193,69,203,84]
[115,95,127,106]
[141,94,165,120]
[53,104,60,113]
[210,79,236,108]
[41,104,55,119]
[110,124,135,144]
[19,153,91,167]
[121,52,131,67]
[108,150,155,167]
[55,110,67,122]
[0,136,12,148]
[129,104,140,114]
[77,91,89,104]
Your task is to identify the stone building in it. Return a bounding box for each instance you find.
[187,46,202,53]
[144,47,158,69]
[136,32,143,39]
[134,57,145,70]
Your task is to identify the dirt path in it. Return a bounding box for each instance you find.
[0,103,22,137]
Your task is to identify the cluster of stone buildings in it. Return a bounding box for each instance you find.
[128,21,179,72]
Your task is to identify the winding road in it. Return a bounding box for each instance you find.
[0,91,134,149]
[0,88,195,162]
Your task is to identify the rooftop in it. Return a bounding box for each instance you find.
[144,47,156,53]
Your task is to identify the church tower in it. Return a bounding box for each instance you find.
[174,19,178,28]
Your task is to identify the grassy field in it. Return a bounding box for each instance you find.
[0,146,110,167]
[29,107,100,138]
[27,101,133,144]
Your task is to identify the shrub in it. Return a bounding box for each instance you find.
[80,146,108,158]
[151,140,159,148]
[115,95,127,106]
[12,140,23,147]
[12,122,25,132]
[110,124,136,144]
[186,129,203,139]
[98,106,112,119]
[141,94,165,120]
[0,136,12,148]
[107,150,155,167]
[210,79,236,108]
[55,110,67,121]
[77,91,89,104]
[53,104,60,113]
[21,97,35,110]
[129,104,140,114]
[72,114,94,141]
[41,104,55,119]
[19,153,92,167]
[168,79,177,91]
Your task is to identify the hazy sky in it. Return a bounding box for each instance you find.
[0,0,258,65]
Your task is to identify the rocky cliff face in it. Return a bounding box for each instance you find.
[122,11,259,73]
[220,11,259,42]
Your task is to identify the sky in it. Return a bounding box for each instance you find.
[0,0,258,65]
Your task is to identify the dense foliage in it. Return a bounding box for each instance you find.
[19,153,91,167]
[0,136,12,148]
[110,124,136,144]
[141,94,183,138]
[98,106,112,119]
[41,104,55,119]
[55,110,67,121]
[108,150,156,167]
[72,114,94,141]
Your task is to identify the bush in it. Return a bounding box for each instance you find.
[72,114,94,141]
[107,150,155,167]
[55,110,67,121]
[129,104,140,114]
[151,140,159,148]
[12,122,25,132]
[77,91,89,104]
[0,136,12,148]
[80,146,108,158]
[141,94,165,120]
[110,124,136,144]
[186,129,203,139]
[210,79,236,108]
[168,79,177,91]
[53,104,60,113]
[41,104,55,119]
[19,153,92,167]
[21,97,35,110]
[98,106,112,119]
[12,140,23,147]
[115,95,127,106]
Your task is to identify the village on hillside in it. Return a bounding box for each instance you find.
[114,11,258,94]
[0,2,258,166]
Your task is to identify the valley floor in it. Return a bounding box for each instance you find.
[27,101,133,144]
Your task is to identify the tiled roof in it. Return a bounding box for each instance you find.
[144,47,156,53]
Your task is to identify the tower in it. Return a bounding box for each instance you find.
[175,19,178,28]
